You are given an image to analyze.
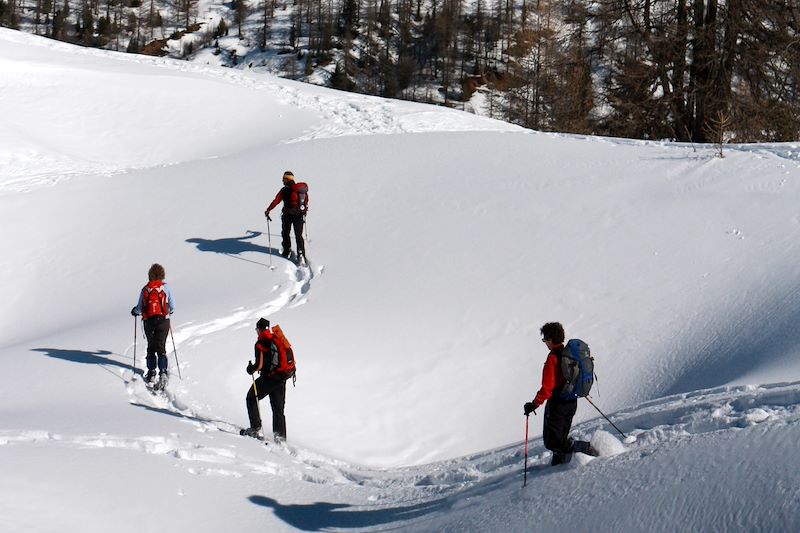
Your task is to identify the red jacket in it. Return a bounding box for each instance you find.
[267,183,309,216]
[252,330,274,373]
[533,344,566,406]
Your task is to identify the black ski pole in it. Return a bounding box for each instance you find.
[169,324,182,380]
[251,363,262,428]
[523,414,530,487]
[133,316,138,378]
[267,216,275,270]
[585,396,627,439]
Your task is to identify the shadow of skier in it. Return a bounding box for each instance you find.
[186,230,281,259]
[32,347,130,381]
[32,347,129,369]
[247,495,449,531]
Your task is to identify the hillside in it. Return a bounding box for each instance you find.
[1,28,800,532]
[3,1,799,142]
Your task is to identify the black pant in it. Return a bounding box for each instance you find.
[246,375,287,440]
[543,398,579,465]
[143,317,170,372]
[281,213,305,258]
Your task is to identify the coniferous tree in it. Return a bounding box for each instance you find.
[233,0,247,38]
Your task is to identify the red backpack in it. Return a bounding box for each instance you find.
[142,281,169,319]
[284,182,309,214]
[267,324,296,383]
[294,182,308,212]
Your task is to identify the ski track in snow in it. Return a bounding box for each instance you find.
[4,380,799,508]
[171,259,316,351]
[0,258,326,482]
[124,258,317,424]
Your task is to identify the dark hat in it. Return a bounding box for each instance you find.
[282,171,295,181]
[256,318,270,330]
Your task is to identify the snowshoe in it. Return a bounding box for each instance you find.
[239,427,264,440]
[571,440,599,457]
[153,371,169,392]
[144,370,157,384]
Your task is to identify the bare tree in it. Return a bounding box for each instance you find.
[703,110,732,157]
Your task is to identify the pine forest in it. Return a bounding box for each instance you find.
[2,0,799,142]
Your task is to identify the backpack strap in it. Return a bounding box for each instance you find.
[253,337,271,373]
[281,184,296,209]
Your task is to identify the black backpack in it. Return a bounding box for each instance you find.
[558,339,594,400]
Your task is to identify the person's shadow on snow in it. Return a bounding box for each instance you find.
[247,495,447,531]
[186,231,280,258]
[32,348,128,369]
[32,347,131,382]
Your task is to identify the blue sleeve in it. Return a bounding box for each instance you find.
[165,284,175,314]
[134,287,145,315]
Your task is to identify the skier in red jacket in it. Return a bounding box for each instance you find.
[524,322,598,465]
[265,171,308,264]
[241,318,287,442]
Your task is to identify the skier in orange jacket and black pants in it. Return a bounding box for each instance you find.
[524,322,597,465]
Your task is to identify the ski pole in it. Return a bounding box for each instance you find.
[585,396,627,439]
[267,216,274,270]
[251,364,262,426]
[523,414,530,487]
[133,316,138,378]
[169,324,182,380]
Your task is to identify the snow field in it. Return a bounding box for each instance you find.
[1,27,800,532]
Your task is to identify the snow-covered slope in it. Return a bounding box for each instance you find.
[1,28,799,532]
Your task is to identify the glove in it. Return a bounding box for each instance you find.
[524,402,537,416]
[131,307,139,316]
[265,210,272,221]
[246,363,255,375]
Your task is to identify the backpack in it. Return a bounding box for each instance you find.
[142,281,168,319]
[294,182,308,212]
[267,324,296,383]
[284,182,309,214]
[558,339,594,400]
